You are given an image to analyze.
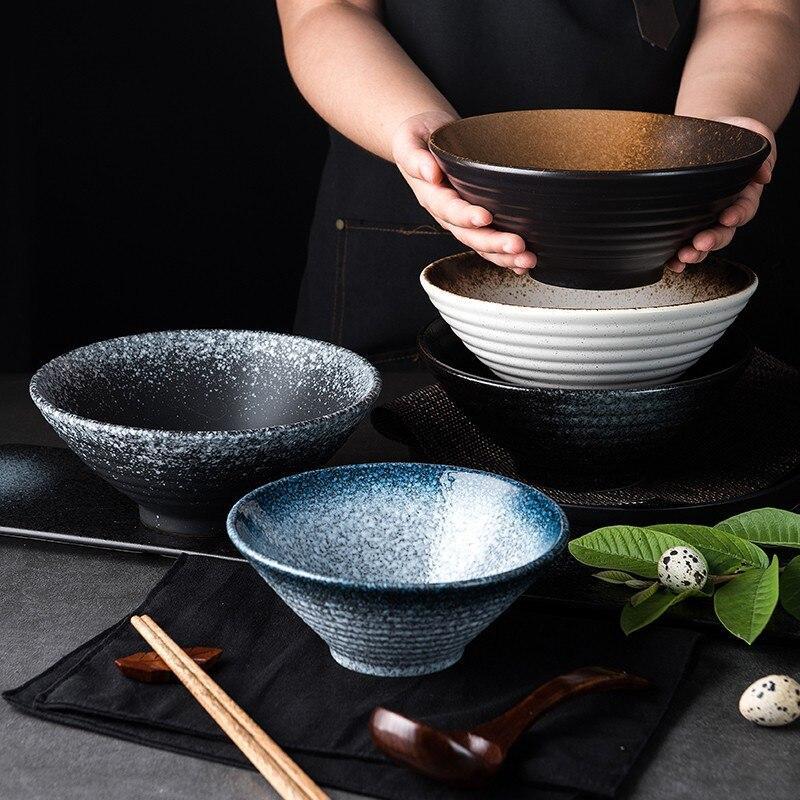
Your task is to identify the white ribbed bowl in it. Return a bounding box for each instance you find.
[420,253,757,388]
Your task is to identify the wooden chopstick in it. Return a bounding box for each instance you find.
[130,614,329,800]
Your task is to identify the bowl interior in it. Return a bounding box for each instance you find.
[430,110,768,173]
[419,317,752,392]
[230,464,564,586]
[32,330,377,432]
[424,253,753,310]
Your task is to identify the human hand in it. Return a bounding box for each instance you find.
[392,111,536,274]
[667,116,776,272]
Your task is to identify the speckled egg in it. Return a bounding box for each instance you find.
[657,546,708,593]
[739,675,800,727]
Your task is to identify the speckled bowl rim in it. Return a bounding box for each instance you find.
[429,109,771,178]
[29,329,382,439]
[421,253,758,316]
[417,319,754,397]
[227,462,569,593]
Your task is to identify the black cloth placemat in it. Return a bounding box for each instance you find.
[372,349,800,508]
[5,556,699,800]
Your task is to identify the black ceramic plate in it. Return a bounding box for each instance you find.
[418,319,753,489]
[430,110,769,289]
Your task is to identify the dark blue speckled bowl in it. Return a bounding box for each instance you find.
[30,330,381,537]
[227,463,568,676]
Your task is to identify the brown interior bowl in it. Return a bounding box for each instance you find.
[430,109,768,173]
[429,110,769,290]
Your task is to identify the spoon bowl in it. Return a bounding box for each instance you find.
[370,666,649,787]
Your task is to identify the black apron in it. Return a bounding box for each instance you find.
[294,1,702,362]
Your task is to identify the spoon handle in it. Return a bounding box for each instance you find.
[472,666,649,753]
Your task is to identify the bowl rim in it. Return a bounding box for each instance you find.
[226,462,569,592]
[418,318,753,397]
[29,329,382,439]
[420,253,758,317]
[428,109,771,178]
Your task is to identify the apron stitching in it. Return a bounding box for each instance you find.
[344,221,450,236]
[335,223,350,344]
[331,221,346,343]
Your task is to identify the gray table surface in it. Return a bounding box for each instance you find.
[1,370,799,800]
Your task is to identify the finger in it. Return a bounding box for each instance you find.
[397,144,445,185]
[437,218,531,256]
[675,245,710,264]
[417,182,493,228]
[474,250,536,271]
[753,155,774,185]
[692,224,736,253]
[665,256,686,273]
[718,182,763,227]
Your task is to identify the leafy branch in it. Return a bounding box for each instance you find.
[568,508,800,644]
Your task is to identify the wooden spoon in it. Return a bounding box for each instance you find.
[369,666,650,787]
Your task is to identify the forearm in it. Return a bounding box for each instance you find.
[276,0,456,160]
[676,0,800,129]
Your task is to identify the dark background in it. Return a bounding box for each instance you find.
[4,2,799,371]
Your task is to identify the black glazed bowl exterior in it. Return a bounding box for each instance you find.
[30,330,381,536]
[418,319,752,488]
[429,110,770,290]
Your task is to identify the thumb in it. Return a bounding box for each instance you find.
[393,124,444,184]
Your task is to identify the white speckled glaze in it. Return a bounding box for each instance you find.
[30,330,381,536]
[228,463,568,676]
[420,253,757,388]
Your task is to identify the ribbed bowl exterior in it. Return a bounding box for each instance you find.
[434,163,759,290]
[430,111,769,290]
[256,566,533,676]
[418,319,752,487]
[421,265,757,389]
[228,463,568,676]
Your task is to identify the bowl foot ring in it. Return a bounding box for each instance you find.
[328,647,465,677]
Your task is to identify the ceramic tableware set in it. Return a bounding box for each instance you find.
[420,108,769,488]
[28,109,770,682]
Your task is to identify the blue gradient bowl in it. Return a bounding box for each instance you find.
[227,463,568,676]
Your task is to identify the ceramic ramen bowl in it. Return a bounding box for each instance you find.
[30,330,381,536]
[420,252,757,389]
[228,463,568,676]
[429,109,769,289]
[418,319,752,488]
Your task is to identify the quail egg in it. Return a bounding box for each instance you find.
[657,546,708,594]
[739,675,800,726]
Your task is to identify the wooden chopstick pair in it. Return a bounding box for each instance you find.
[130,615,329,800]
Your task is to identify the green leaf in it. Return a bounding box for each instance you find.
[779,555,800,622]
[569,526,688,578]
[593,570,635,584]
[716,508,800,548]
[648,523,768,573]
[713,556,780,644]
[620,588,688,635]
[592,571,650,588]
[629,582,659,607]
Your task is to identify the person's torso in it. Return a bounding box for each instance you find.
[297,1,701,358]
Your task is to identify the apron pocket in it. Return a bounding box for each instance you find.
[332,218,462,360]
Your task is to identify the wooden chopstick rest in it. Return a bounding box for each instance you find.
[130,615,328,800]
[115,646,222,683]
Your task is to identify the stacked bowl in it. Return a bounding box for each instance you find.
[419,109,767,485]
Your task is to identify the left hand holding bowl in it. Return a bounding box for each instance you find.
[667,116,775,272]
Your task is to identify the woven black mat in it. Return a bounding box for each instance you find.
[373,349,800,509]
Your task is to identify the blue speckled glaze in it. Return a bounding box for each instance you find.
[227,463,568,676]
[30,330,381,535]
